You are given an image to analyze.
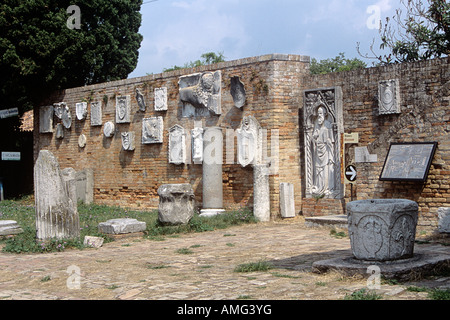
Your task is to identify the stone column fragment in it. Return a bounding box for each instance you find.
[34,150,80,240]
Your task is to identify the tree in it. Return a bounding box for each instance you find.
[163,52,226,73]
[0,0,144,114]
[309,53,367,75]
[358,0,449,64]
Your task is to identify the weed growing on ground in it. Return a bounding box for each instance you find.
[344,288,383,300]
[407,286,450,300]
[234,260,273,273]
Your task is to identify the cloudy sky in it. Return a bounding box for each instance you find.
[128,0,399,78]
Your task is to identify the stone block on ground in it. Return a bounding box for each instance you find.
[98,218,146,235]
[0,220,24,236]
[83,236,104,248]
[438,207,450,233]
[158,184,195,225]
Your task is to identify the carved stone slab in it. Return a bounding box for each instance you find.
[53,102,66,120]
[236,115,262,167]
[39,105,53,133]
[90,101,103,126]
[230,76,246,108]
[179,71,221,116]
[157,184,195,225]
[303,87,343,199]
[76,102,88,120]
[191,127,204,164]
[103,121,115,138]
[121,132,135,151]
[135,88,146,112]
[55,123,64,139]
[62,105,72,129]
[154,87,168,111]
[169,125,186,165]
[378,79,401,115]
[142,117,164,144]
[78,134,87,148]
[116,95,131,123]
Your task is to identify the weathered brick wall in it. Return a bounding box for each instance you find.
[34,54,309,215]
[34,54,450,230]
[302,57,450,229]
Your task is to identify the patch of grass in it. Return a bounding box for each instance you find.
[330,229,347,239]
[40,275,51,282]
[1,199,256,254]
[234,260,273,273]
[271,272,301,279]
[176,248,194,255]
[407,286,450,300]
[315,281,327,286]
[344,288,383,300]
[146,208,256,239]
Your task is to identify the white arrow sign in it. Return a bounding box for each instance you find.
[345,165,357,181]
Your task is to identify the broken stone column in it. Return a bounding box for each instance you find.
[254,163,270,222]
[280,182,295,218]
[157,184,195,225]
[34,150,80,240]
[200,127,225,217]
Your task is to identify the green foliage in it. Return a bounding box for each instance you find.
[310,53,367,74]
[0,0,144,113]
[163,51,226,72]
[344,288,383,300]
[234,260,273,273]
[360,0,450,64]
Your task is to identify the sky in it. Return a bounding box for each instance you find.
[128,0,399,78]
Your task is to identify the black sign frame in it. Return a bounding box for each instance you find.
[379,142,437,182]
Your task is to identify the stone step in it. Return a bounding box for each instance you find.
[304,215,348,229]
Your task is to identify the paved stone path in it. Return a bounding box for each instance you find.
[0,217,449,300]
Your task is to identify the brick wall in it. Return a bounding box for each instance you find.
[34,54,450,230]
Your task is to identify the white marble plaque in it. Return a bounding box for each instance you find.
[55,123,64,139]
[116,95,131,123]
[62,105,72,129]
[121,132,135,151]
[378,79,401,115]
[78,134,87,148]
[53,102,66,119]
[76,102,88,120]
[39,105,53,133]
[236,115,262,167]
[169,125,186,165]
[142,117,164,144]
[154,87,168,111]
[355,146,378,163]
[192,127,204,164]
[90,101,102,126]
[103,121,115,138]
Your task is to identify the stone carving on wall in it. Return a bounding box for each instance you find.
[78,134,87,148]
[53,102,66,119]
[61,105,72,129]
[121,132,135,151]
[103,121,115,138]
[90,101,103,126]
[303,87,343,199]
[76,102,88,120]
[142,117,164,144]
[378,79,401,115]
[169,125,186,165]
[155,87,168,111]
[135,88,146,112]
[55,124,64,139]
[39,105,53,133]
[179,71,221,116]
[230,76,246,108]
[191,127,204,164]
[116,95,131,123]
[236,115,262,167]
